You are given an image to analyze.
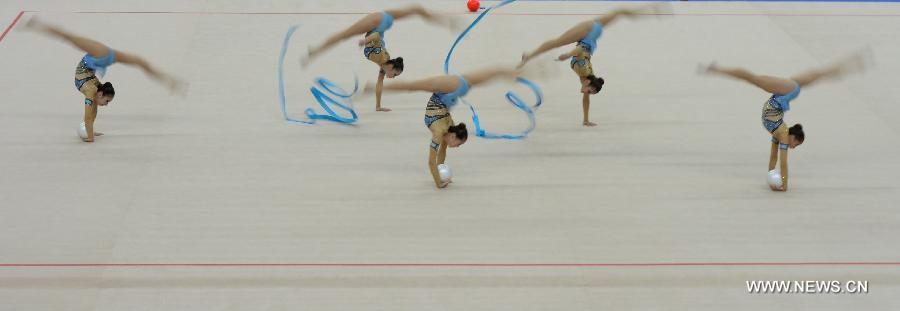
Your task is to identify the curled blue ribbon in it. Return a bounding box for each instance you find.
[305,77,359,123]
[444,0,543,140]
[466,77,543,139]
[278,25,359,125]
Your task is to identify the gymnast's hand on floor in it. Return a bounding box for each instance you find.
[437,180,450,189]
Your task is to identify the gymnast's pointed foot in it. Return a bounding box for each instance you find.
[697,62,719,75]
[23,15,41,31]
[300,46,316,69]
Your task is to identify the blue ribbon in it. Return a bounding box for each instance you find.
[278,25,359,125]
[444,0,544,140]
[305,77,359,123]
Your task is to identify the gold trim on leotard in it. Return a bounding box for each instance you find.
[569,44,593,78]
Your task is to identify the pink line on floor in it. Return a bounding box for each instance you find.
[0,11,25,44]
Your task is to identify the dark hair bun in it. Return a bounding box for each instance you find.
[448,122,468,141]
[385,57,404,72]
[98,82,116,96]
[585,75,604,93]
[789,123,805,143]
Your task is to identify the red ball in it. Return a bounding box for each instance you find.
[467,0,480,12]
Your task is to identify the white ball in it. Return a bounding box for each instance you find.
[437,164,452,182]
[767,169,783,188]
[77,122,88,139]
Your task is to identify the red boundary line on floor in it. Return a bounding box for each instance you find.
[0,11,24,44]
[24,10,900,17]
[2,262,900,268]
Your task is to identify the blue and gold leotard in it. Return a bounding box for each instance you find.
[363,12,395,65]
[74,48,116,106]
[569,22,603,78]
[762,83,800,133]
[424,76,471,150]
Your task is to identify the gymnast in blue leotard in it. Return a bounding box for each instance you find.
[361,66,521,189]
[700,50,868,192]
[26,17,185,143]
[518,4,666,127]
[303,4,459,112]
